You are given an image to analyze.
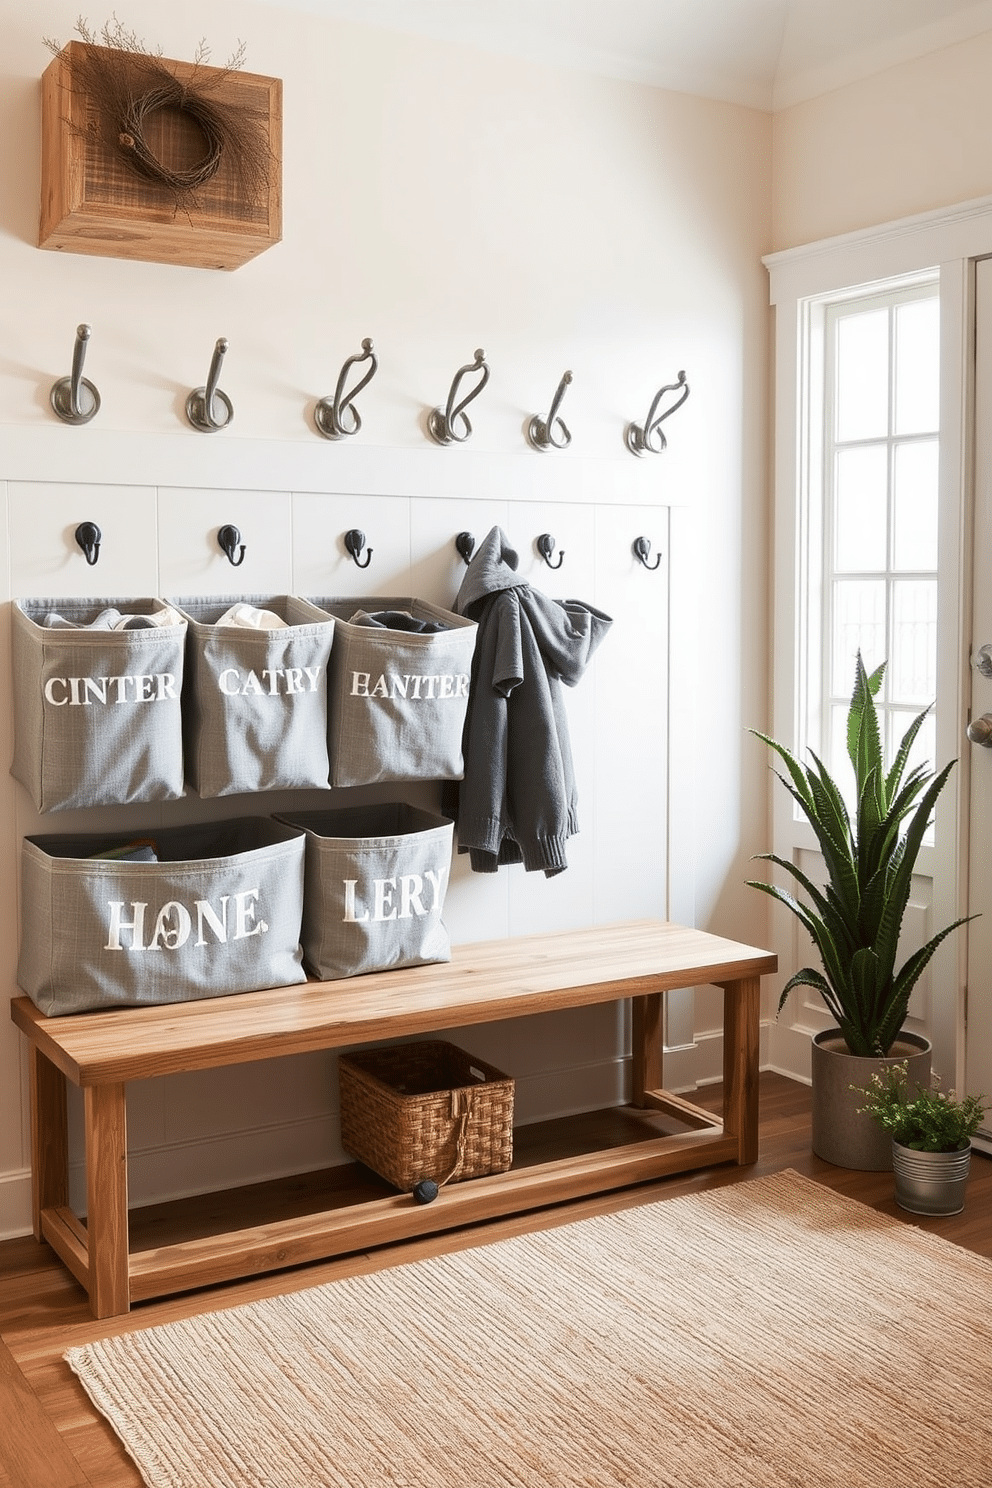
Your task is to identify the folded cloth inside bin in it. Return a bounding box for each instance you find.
[213,602,288,630]
[41,605,181,630]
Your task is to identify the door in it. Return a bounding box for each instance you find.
[965,257,992,1149]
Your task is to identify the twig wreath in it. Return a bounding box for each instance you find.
[44,17,270,212]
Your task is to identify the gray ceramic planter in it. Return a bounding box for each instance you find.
[810,1028,932,1170]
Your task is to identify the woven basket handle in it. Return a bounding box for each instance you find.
[436,1088,474,1189]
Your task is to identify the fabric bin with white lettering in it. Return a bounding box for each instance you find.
[309,598,476,787]
[10,597,186,813]
[17,816,306,1016]
[171,595,335,797]
[274,803,453,980]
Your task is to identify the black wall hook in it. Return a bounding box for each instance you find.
[314,337,379,439]
[345,528,373,568]
[455,531,476,565]
[52,324,100,425]
[625,369,690,456]
[427,348,490,445]
[537,533,564,569]
[218,524,246,566]
[633,535,662,570]
[74,521,102,565]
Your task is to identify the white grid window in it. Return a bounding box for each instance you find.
[811,280,940,799]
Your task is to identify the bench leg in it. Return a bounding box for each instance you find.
[28,1046,68,1241]
[719,975,760,1164]
[84,1084,130,1318]
[631,993,663,1105]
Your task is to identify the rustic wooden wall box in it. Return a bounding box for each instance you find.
[39,42,282,271]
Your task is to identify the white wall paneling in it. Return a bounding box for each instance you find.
[9,482,160,597]
[158,487,295,596]
[1,467,678,1235]
[292,492,413,598]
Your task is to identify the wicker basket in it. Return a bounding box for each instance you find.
[338,1040,514,1193]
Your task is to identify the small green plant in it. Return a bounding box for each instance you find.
[749,652,971,1057]
[854,1061,988,1152]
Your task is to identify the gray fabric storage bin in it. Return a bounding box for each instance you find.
[10,597,187,812]
[18,816,307,1016]
[171,595,335,798]
[310,597,477,786]
[275,803,453,980]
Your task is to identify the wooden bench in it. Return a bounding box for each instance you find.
[11,918,776,1319]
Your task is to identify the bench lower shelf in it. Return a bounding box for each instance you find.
[43,1095,734,1306]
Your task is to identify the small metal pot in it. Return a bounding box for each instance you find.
[892,1140,972,1215]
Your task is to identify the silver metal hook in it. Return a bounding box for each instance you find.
[455,531,476,565]
[74,521,102,564]
[345,528,373,568]
[625,369,690,456]
[633,535,662,570]
[537,533,565,570]
[427,348,490,445]
[186,337,234,432]
[527,370,573,452]
[314,337,379,439]
[51,324,101,425]
[217,524,246,566]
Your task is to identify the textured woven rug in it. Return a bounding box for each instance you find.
[66,1169,992,1488]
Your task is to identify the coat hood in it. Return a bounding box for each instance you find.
[455,525,612,687]
[454,527,528,617]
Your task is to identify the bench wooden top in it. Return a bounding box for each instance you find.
[10,918,776,1088]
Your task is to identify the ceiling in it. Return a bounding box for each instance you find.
[256,0,992,109]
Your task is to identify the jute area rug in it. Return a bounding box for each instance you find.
[66,1170,992,1488]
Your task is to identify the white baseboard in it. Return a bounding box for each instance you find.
[0,1168,32,1241]
[765,1020,815,1083]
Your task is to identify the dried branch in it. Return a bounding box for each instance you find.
[44,17,267,213]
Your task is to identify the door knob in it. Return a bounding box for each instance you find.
[968,713,992,747]
[975,643,992,679]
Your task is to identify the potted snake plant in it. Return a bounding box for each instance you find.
[854,1061,988,1214]
[749,653,970,1170]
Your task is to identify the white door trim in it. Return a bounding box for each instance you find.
[763,203,983,1087]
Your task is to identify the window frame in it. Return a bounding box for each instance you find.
[806,275,941,812]
[764,202,985,1086]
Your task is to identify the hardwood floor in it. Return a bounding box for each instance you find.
[2,1071,990,1488]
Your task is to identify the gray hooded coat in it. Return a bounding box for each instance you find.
[447,527,612,876]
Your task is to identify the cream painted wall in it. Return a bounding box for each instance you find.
[772,27,992,250]
[0,0,772,1237]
